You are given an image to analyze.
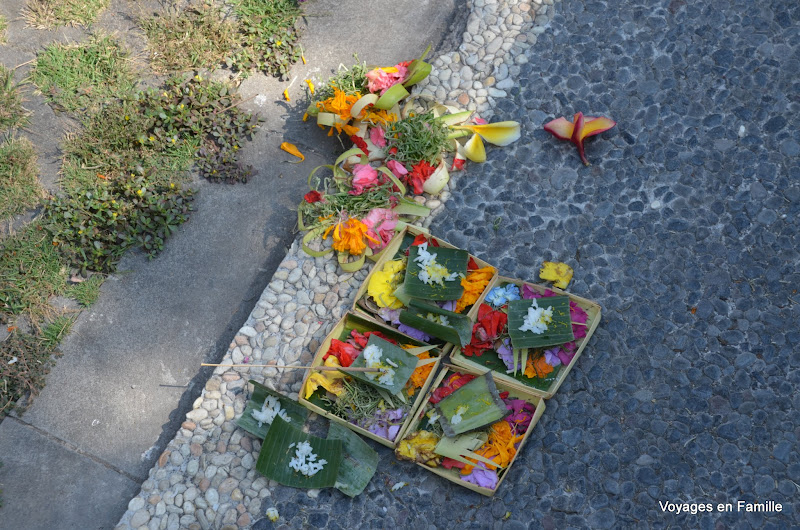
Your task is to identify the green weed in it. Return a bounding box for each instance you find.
[31,35,135,112]
[40,314,75,350]
[139,2,238,73]
[0,137,43,221]
[0,330,62,418]
[65,275,104,307]
[24,0,110,29]
[0,14,8,43]
[0,65,28,132]
[0,223,67,318]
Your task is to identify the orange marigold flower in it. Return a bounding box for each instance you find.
[461,420,524,474]
[406,352,434,396]
[524,354,554,379]
[455,266,495,313]
[316,87,360,124]
[330,218,378,255]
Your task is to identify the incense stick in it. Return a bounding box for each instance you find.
[201,363,382,372]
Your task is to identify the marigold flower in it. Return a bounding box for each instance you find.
[330,218,377,255]
[455,266,495,313]
[407,352,434,396]
[524,354,554,379]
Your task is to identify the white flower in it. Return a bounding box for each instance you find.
[519,298,553,334]
[414,243,459,286]
[450,405,468,425]
[363,344,396,386]
[266,507,279,522]
[288,441,328,477]
[251,395,291,427]
[391,482,407,491]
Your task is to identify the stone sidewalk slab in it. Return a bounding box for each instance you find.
[0,417,140,530]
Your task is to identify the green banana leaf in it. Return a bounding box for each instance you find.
[399,299,472,347]
[434,432,496,469]
[434,372,509,437]
[237,380,309,440]
[255,416,342,489]
[404,245,468,300]
[507,297,574,349]
[346,335,418,395]
[402,45,432,88]
[328,423,379,497]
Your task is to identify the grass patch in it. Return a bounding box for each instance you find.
[0,65,28,132]
[44,74,258,273]
[0,137,43,222]
[0,14,7,43]
[65,275,104,307]
[1,330,62,418]
[0,223,67,318]
[141,0,304,78]
[24,0,110,29]
[39,314,75,350]
[139,2,238,73]
[31,35,136,113]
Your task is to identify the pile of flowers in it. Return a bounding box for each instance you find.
[464,283,589,384]
[297,54,520,270]
[362,234,495,343]
[304,327,436,442]
[396,371,537,491]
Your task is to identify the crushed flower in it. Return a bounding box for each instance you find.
[395,430,441,467]
[407,352,434,396]
[524,354,554,379]
[414,242,459,286]
[455,266,495,313]
[367,259,406,309]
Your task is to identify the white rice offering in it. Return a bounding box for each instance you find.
[362,344,396,386]
[414,242,460,286]
[519,298,554,334]
[251,395,292,427]
[450,405,468,425]
[288,441,327,477]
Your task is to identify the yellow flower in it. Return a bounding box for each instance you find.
[136,188,145,196]
[149,135,155,142]
[303,356,345,399]
[367,260,405,309]
[539,261,573,289]
[305,79,315,95]
[330,218,376,255]
[395,430,441,467]
[276,40,282,46]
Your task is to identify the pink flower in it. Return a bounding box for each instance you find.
[369,126,387,148]
[349,164,379,195]
[362,208,398,249]
[366,63,409,95]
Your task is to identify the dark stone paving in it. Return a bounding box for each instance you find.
[258,0,800,528]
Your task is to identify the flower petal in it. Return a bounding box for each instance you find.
[578,116,617,139]
[456,121,521,146]
[464,133,486,162]
[543,117,574,140]
[280,142,305,162]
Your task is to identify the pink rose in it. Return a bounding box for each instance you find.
[362,208,398,249]
[349,164,379,195]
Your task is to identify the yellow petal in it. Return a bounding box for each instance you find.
[301,54,307,65]
[305,79,315,95]
[539,261,574,289]
[280,142,304,162]
[464,133,486,163]
[455,121,521,146]
[283,89,291,101]
[543,117,574,140]
[577,116,617,140]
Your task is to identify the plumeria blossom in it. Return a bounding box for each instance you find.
[350,164,379,195]
[366,62,410,94]
[362,208,399,249]
[543,112,616,166]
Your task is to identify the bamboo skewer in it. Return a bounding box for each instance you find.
[201,363,382,372]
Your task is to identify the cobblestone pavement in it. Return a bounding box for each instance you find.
[432,0,800,528]
[118,0,800,528]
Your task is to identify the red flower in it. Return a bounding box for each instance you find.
[304,190,323,203]
[350,135,369,155]
[450,158,465,171]
[429,373,476,403]
[324,339,361,367]
[442,457,466,470]
[463,304,508,357]
[348,330,397,349]
[408,161,436,195]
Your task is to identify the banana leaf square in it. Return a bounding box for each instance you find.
[238,380,310,440]
[507,296,574,349]
[404,245,469,300]
[434,372,509,437]
[255,416,342,489]
[346,335,419,395]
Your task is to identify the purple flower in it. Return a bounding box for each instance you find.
[378,307,402,324]
[503,398,535,433]
[461,462,499,490]
[496,338,515,371]
[398,323,431,342]
[356,407,406,441]
[544,347,562,367]
[438,300,457,312]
